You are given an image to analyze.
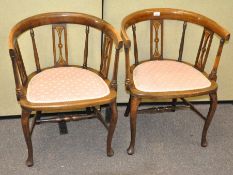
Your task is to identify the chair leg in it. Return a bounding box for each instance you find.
[105,106,111,123]
[201,92,217,147]
[58,121,68,135]
[21,109,33,166]
[124,95,131,117]
[127,96,140,155]
[107,101,118,157]
[171,98,177,112]
[37,111,42,119]
[86,107,92,115]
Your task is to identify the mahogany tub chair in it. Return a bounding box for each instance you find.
[121,8,230,155]
[9,12,122,166]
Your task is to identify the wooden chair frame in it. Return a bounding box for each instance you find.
[121,8,230,155]
[9,12,122,166]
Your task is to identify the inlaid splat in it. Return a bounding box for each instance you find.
[100,34,113,79]
[52,24,68,66]
[150,20,163,60]
[195,28,213,71]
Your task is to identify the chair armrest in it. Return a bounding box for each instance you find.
[9,49,26,100]
[209,39,226,81]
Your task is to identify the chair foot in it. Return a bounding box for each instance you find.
[127,145,135,155]
[107,148,114,157]
[26,158,34,167]
[201,139,208,147]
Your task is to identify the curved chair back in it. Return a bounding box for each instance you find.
[121,8,230,84]
[9,12,123,100]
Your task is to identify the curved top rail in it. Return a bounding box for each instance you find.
[121,8,230,47]
[9,12,123,49]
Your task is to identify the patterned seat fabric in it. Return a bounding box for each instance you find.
[133,60,211,92]
[27,67,110,103]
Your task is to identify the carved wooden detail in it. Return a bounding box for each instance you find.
[209,39,225,81]
[209,69,217,81]
[178,22,187,61]
[30,29,41,72]
[52,24,68,66]
[9,49,24,100]
[195,28,213,71]
[110,48,120,90]
[83,26,89,68]
[100,34,113,79]
[15,40,28,85]
[150,20,163,60]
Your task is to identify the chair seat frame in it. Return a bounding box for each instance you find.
[128,59,217,99]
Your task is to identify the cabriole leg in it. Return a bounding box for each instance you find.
[107,101,118,156]
[21,109,33,166]
[201,92,217,147]
[127,96,140,155]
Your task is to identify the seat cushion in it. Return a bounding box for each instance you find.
[27,67,110,103]
[133,60,211,92]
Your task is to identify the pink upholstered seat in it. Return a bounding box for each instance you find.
[27,67,110,103]
[133,60,211,92]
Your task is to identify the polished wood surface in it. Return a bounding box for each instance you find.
[121,8,230,48]
[121,8,230,155]
[9,12,122,166]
